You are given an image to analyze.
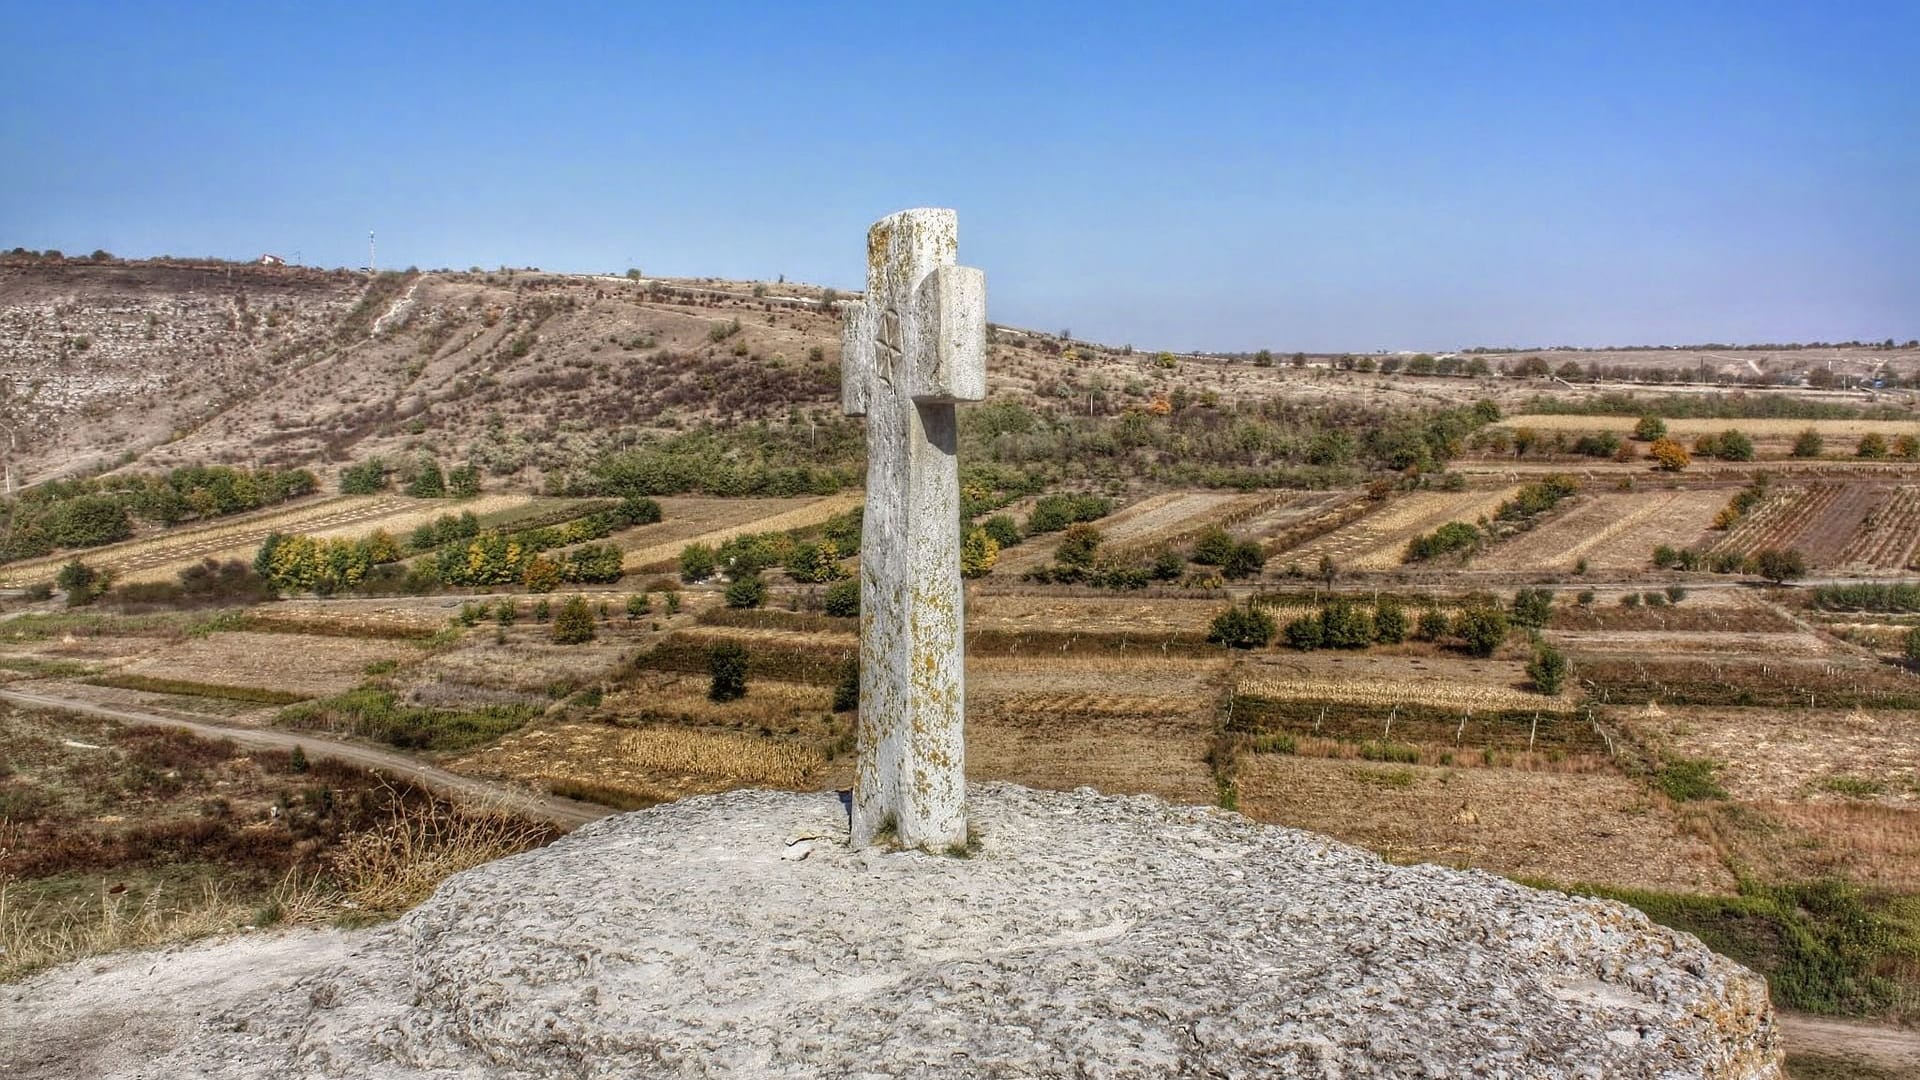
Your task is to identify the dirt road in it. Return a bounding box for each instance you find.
[0,687,609,829]
[1780,1011,1920,1076]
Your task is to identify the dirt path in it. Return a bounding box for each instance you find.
[1780,1011,1920,1076]
[0,687,609,828]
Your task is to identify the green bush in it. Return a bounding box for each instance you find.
[708,641,749,702]
[1318,601,1374,649]
[1207,604,1276,649]
[552,595,596,644]
[1190,527,1235,566]
[831,657,859,712]
[1026,493,1111,535]
[823,579,860,618]
[1282,614,1324,650]
[1656,757,1726,801]
[339,459,388,494]
[1149,548,1186,581]
[1405,521,1481,562]
[1221,541,1265,580]
[679,543,717,583]
[1751,548,1807,583]
[724,574,767,609]
[1373,599,1408,644]
[1415,608,1449,641]
[1633,415,1667,441]
[1509,587,1555,628]
[981,514,1021,549]
[626,594,651,619]
[1527,641,1568,695]
[1792,428,1825,457]
[405,460,446,498]
[1452,606,1509,658]
[55,559,106,606]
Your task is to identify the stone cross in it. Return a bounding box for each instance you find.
[841,208,986,852]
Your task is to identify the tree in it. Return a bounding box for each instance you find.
[832,657,860,712]
[1415,608,1449,641]
[55,559,105,606]
[724,574,767,609]
[626,593,651,619]
[1222,541,1265,580]
[1857,433,1890,459]
[1751,548,1807,584]
[679,543,717,583]
[1648,437,1690,472]
[708,641,748,701]
[551,595,595,644]
[447,464,482,498]
[960,527,999,578]
[823,578,860,618]
[1056,524,1102,569]
[1282,614,1324,650]
[522,555,562,594]
[1318,601,1374,649]
[1510,587,1555,629]
[1190,527,1235,566]
[1895,435,1920,461]
[405,459,446,498]
[1905,626,1920,665]
[1715,430,1755,461]
[982,515,1021,549]
[1791,428,1824,458]
[1633,416,1667,441]
[1207,604,1275,649]
[1149,548,1186,581]
[1373,599,1409,644]
[1452,606,1510,658]
[339,458,387,494]
[1527,641,1569,695]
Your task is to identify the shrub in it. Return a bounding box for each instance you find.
[1656,757,1725,802]
[823,579,860,618]
[1405,521,1481,562]
[725,574,768,609]
[1026,493,1111,534]
[1905,626,1920,664]
[405,460,446,498]
[1191,527,1235,566]
[1509,587,1554,629]
[1527,642,1568,695]
[1622,592,1641,608]
[960,528,999,578]
[1665,585,1688,604]
[708,641,748,701]
[1857,432,1890,459]
[447,464,482,498]
[1714,429,1755,461]
[1652,544,1679,569]
[1751,547,1807,584]
[1318,601,1374,649]
[787,540,848,584]
[1373,599,1408,644]
[1281,614,1324,650]
[1633,415,1667,441]
[522,555,562,594]
[1648,437,1690,471]
[1415,608,1449,641]
[981,515,1021,549]
[1576,589,1596,606]
[1208,604,1276,649]
[831,657,859,712]
[1221,541,1265,580]
[55,559,106,606]
[1056,524,1103,569]
[339,459,388,494]
[626,594,651,619]
[1791,428,1824,458]
[1149,548,1186,581]
[551,595,596,644]
[1452,606,1509,658]
[679,543,717,583]
[533,599,551,622]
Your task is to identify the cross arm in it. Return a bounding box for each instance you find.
[910,265,986,404]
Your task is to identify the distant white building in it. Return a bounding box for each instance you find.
[259,253,286,266]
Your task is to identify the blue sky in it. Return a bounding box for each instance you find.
[2,1,1914,351]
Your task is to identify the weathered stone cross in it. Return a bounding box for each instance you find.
[841,208,986,852]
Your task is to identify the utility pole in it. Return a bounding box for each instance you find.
[369,230,376,275]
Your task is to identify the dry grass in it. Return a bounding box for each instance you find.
[605,671,835,729]
[327,797,554,912]
[619,727,822,787]
[1235,753,1736,894]
[1479,489,1724,572]
[102,631,404,699]
[621,492,862,571]
[1503,415,1920,439]
[1236,671,1571,713]
[1632,706,1920,803]
[968,594,1227,638]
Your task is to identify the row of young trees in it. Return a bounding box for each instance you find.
[1,466,318,563]
[340,456,484,498]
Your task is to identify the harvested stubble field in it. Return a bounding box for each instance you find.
[603,671,838,735]
[1239,652,1555,711]
[100,630,402,700]
[1580,656,1920,709]
[1636,706,1920,805]
[1838,485,1920,570]
[1234,754,1736,894]
[995,490,1291,574]
[1275,486,1521,571]
[967,593,1228,641]
[1549,591,1797,633]
[619,492,863,572]
[451,720,827,806]
[1478,488,1723,573]
[1553,628,1838,658]
[961,654,1226,805]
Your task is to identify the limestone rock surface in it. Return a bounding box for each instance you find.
[163,784,1782,1078]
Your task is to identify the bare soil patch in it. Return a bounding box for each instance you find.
[1482,489,1723,572]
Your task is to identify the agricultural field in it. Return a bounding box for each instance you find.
[1501,413,1920,453]
[618,493,862,572]
[1478,488,1724,572]
[1272,485,1521,571]
[0,493,545,587]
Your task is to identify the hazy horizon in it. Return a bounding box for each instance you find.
[3,2,1914,353]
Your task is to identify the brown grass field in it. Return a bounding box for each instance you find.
[1479,488,1724,572]
[1503,414,1920,441]
[1635,705,1920,804]
[104,631,402,700]
[1234,753,1735,894]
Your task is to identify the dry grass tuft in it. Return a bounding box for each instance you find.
[327,796,552,912]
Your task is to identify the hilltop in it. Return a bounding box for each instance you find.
[6,253,1913,493]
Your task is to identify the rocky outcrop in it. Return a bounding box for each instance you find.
[164,784,1782,1078]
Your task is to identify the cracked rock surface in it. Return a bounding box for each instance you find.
[162,783,1782,1078]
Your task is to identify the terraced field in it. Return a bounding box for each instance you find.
[1838,485,1920,570]
[1480,489,1724,572]
[993,490,1295,575]
[618,492,863,572]
[1274,486,1520,570]
[1706,483,1893,568]
[0,494,537,587]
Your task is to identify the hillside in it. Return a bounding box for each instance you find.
[3,253,1915,493]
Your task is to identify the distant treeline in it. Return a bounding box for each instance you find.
[1,466,316,564]
[1520,392,1913,422]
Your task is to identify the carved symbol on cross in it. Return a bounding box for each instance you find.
[839,208,987,852]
